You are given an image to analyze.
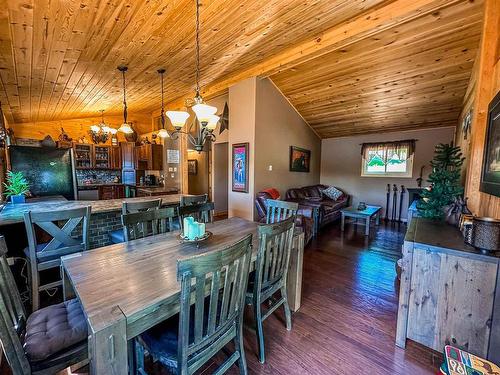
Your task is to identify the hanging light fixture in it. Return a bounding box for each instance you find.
[89,109,114,144]
[162,0,219,152]
[117,65,134,134]
[157,69,170,138]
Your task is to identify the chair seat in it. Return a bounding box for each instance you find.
[23,298,87,362]
[109,229,125,244]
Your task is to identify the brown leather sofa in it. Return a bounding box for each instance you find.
[255,191,315,244]
[285,184,349,227]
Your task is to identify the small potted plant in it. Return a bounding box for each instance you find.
[4,171,29,204]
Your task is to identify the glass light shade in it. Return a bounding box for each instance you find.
[205,114,220,131]
[109,128,118,135]
[192,103,217,124]
[157,128,170,138]
[118,123,133,134]
[90,125,100,132]
[102,125,111,133]
[166,111,190,129]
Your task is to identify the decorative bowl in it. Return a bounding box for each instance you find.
[179,231,212,245]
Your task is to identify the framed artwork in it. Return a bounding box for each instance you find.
[232,143,249,193]
[480,90,500,197]
[289,146,311,172]
[188,159,197,175]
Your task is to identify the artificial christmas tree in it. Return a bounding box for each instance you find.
[418,143,465,219]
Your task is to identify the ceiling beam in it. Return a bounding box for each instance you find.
[166,0,465,109]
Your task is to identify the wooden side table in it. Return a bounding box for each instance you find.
[341,205,382,236]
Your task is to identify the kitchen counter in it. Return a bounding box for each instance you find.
[0,194,183,227]
[78,183,124,190]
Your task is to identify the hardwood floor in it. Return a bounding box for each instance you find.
[206,220,443,375]
[1,220,443,375]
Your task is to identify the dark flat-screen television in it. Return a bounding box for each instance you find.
[9,146,77,200]
[480,90,500,197]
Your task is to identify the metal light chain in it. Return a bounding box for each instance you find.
[160,70,166,128]
[195,0,201,100]
[122,68,128,123]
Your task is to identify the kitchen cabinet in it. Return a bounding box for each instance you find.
[74,143,93,169]
[121,142,136,184]
[135,144,163,171]
[94,146,111,169]
[110,146,121,169]
[98,185,125,200]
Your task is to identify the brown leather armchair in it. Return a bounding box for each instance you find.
[285,184,349,227]
[255,191,314,244]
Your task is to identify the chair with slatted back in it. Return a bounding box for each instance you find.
[178,202,215,233]
[24,206,91,311]
[266,199,299,224]
[180,194,208,207]
[109,199,162,244]
[134,233,253,375]
[122,207,177,241]
[0,235,88,375]
[246,216,295,364]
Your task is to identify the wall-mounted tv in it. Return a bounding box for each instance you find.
[480,90,500,197]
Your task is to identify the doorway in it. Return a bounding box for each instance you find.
[187,150,209,196]
[213,142,228,216]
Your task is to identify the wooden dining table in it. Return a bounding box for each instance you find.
[60,217,305,374]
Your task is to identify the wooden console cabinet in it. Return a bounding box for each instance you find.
[396,218,500,363]
[135,144,163,170]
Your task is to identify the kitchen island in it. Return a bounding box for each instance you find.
[0,194,183,248]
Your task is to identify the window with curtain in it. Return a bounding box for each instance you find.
[360,140,416,177]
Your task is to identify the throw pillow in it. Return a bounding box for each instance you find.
[322,186,343,201]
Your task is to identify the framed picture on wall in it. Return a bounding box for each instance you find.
[232,143,249,193]
[289,146,311,172]
[188,159,198,175]
[480,90,500,197]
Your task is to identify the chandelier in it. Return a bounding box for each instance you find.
[89,110,116,144]
[160,0,219,152]
[117,65,134,134]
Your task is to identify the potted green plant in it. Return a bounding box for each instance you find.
[3,171,29,204]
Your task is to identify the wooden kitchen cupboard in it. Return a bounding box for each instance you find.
[98,185,125,200]
[396,218,500,364]
[135,144,163,170]
[121,142,136,184]
[110,146,121,169]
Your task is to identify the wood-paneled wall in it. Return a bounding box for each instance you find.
[464,0,500,219]
[9,113,153,144]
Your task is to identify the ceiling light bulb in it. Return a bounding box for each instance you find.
[166,111,190,129]
[205,114,220,131]
[192,103,217,124]
[118,123,133,134]
[157,128,170,138]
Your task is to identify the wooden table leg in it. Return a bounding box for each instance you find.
[61,262,77,301]
[88,306,128,375]
[341,213,345,231]
[287,232,304,312]
[376,212,380,225]
[365,216,370,236]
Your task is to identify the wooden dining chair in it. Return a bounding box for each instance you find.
[135,234,253,375]
[178,201,215,232]
[23,206,91,311]
[109,199,162,244]
[247,216,295,363]
[266,199,299,224]
[121,207,177,241]
[180,194,208,207]
[0,236,88,375]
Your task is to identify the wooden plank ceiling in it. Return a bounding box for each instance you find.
[0,0,484,138]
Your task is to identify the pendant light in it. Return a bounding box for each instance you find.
[161,0,219,152]
[89,109,114,144]
[157,69,170,138]
[117,65,134,134]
